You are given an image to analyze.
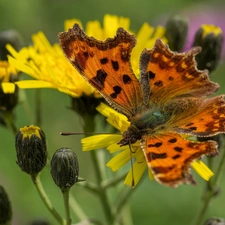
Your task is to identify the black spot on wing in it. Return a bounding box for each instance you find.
[89,69,108,90]
[111,60,119,71]
[100,57,109,64]
[148,71,155,79]
[147,152,167,161]
[122,74,132,84]
[168,138,177,143]
[174,147,183,152]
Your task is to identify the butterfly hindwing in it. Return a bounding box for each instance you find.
[141,132,218,187]
[59,24,143,119]
[175,96,225,136]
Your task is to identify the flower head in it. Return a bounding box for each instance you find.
[0,185,12,224]
[0,61,19,112]
[51,147,80,192]
[15,125,47,175]
[182,6,225,57]
[82,103,214,187]
[4,14,166,95]
[192,24,223,72]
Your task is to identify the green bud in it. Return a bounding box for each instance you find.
[15,125,47,175]
[0,29,23,60]
[0,61,19,112]
[0,186,12,224]
[0,84,18,111]
[165,15,189,51]
[51,148,79,192]
[193,24,223,72]
[204,218,225,225]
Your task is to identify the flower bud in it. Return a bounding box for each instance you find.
[0,61,19,112]
[0,29,23,60]
[15,125,47,175]
[165,15,189,51]
[0,84,18,112]
[204,218,225,225]
[51,148,79,192]
[0,186,12,224]
[192,24,223,72]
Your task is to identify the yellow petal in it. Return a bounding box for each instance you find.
[124,160,147,187]
[1,83,16,93]
[81,134,121,151]
[64,19,82,31]
[7,55,34,76]
[96,103,129,131]
[148,168,154,180]
[107,142,128,153]
[86,21,103,39]
[107,149,130,171]
[15,80,55,89]
[192,160,214,181]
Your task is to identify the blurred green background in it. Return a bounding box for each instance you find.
[1,0,225,225]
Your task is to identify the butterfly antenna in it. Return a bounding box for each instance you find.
[129,140,135,187]
[60,132,111,136]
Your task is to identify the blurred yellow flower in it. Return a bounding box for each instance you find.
[82,103,214,187]
[3,14,166,96]
[0,61,19,111]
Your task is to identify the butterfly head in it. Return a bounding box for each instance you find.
[118,124,141,146]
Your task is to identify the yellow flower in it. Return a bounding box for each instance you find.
[0,61,18,82]
[0,61,19,111]
[82,103,214,187]
[3,14,166,95]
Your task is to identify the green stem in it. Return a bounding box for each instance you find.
[31,174,66,225]
[76,180,99,194]
[90,151,113,224]
[69,195,87,221]
[63,188,71,225]
[72,218,103,225]
[35,89,41,126]
[192,138,225,225]
[83,115,113,224]
[120,204,134,225]
[102,173,127,189]
[112,187,134,223]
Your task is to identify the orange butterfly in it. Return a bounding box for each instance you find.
[58,24,225,187]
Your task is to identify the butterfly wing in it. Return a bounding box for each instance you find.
[139,39,219,104]
[59,24,143,119]
[165,96,225,137]
[141,132,218,187]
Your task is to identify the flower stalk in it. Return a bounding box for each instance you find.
[192,138,225,225]
[31,174,66,225]
[83,115,113,224]
[62,188,71,225]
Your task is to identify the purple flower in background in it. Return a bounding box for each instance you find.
[182,6,225,57]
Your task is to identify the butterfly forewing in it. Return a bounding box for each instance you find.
[59,24,143,119]
[140,39,219,104]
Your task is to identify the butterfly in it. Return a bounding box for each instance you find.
[58,24,225,187]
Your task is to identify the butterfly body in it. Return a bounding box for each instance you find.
[59,24,225,187]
